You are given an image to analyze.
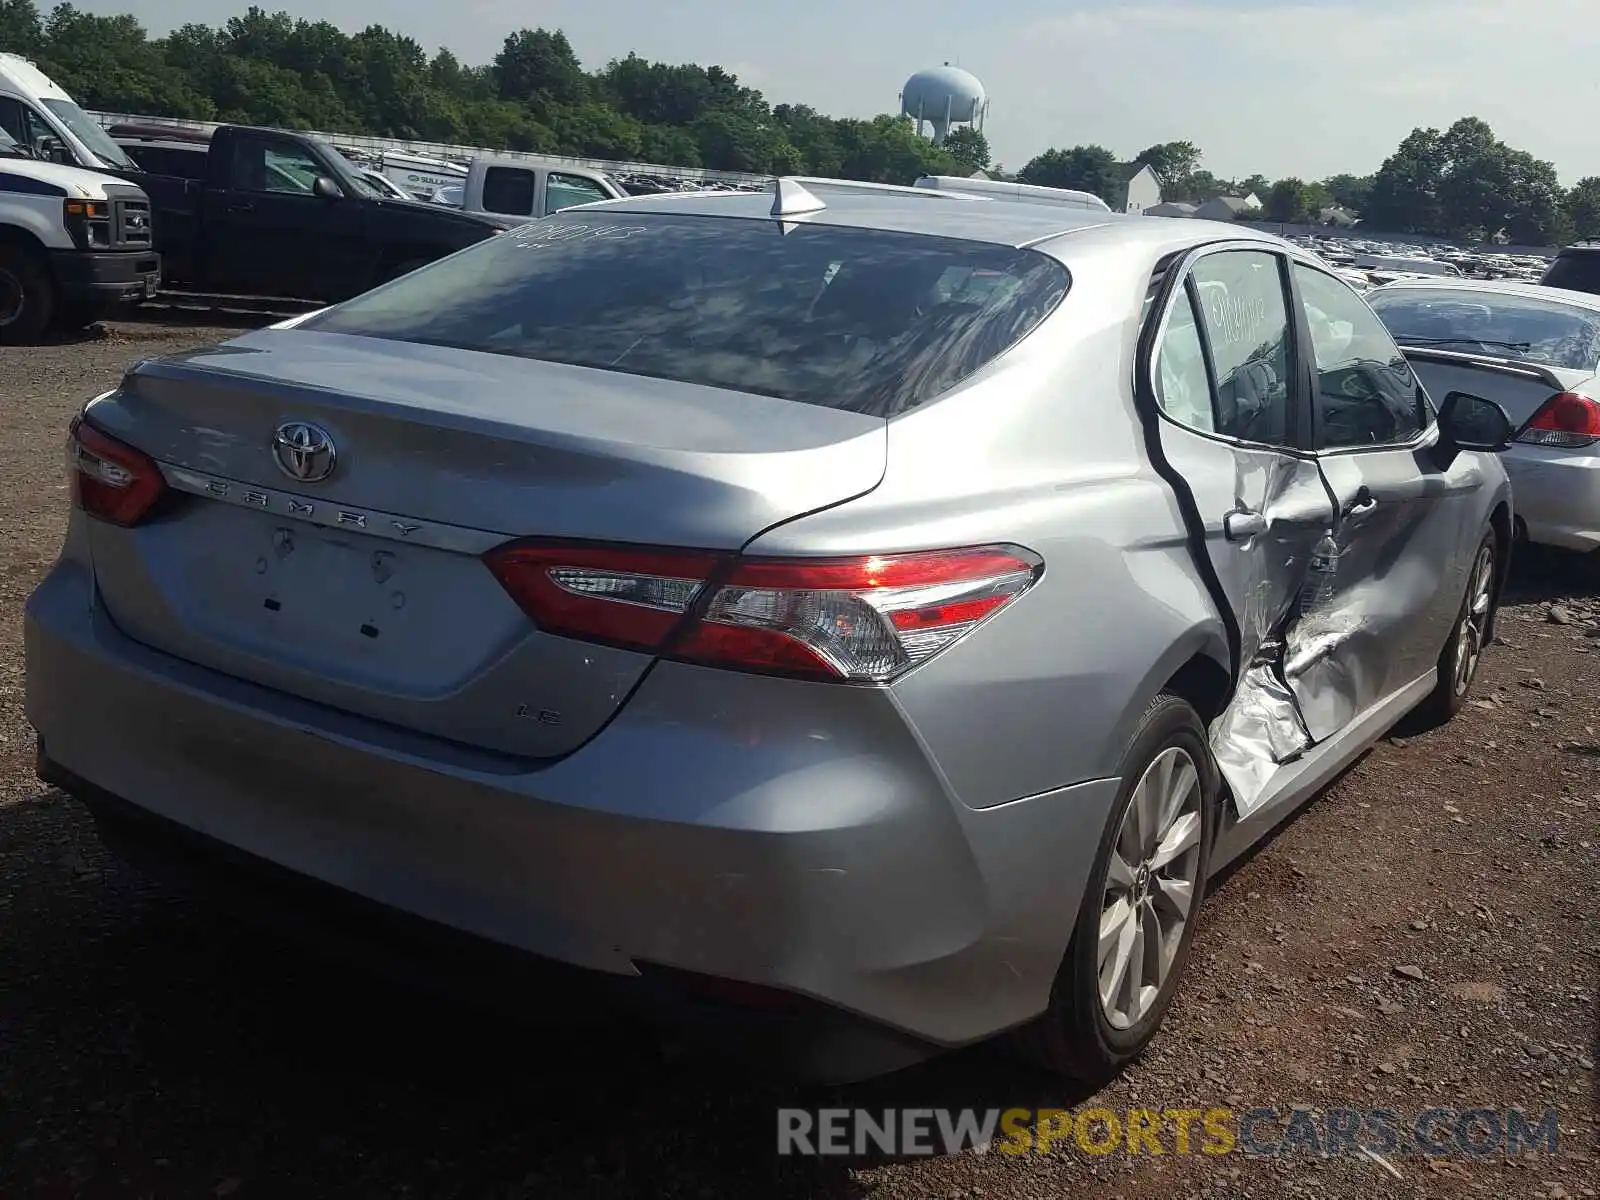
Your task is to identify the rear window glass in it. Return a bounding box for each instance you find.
[482,166,535,216]
[1541,251,1600,296]
[1368,287,1600,372]
[306,213,1071,416]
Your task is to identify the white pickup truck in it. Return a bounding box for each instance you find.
[432,157,627,221]
[0,127,159,343]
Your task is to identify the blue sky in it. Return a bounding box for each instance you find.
[82,0,1600,184]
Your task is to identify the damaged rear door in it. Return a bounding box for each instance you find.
[1144,245,1334,811]
[1287,263,1484,740]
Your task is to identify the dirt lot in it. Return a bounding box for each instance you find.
[1,323,1596,1199]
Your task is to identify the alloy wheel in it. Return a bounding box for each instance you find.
[1098,745,1204,1030]
[1452,544,1495,697]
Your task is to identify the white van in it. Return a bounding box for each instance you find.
[1352,253,1462,278]
[914,174,1112,213]
[0,52,142,173]
[1,126,160,342]
[375,150,468,201]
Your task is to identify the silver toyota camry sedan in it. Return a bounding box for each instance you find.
[26,178,1517,1083]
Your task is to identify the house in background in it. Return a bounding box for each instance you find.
[1194,194,1263,222]
[1110,162,1163,214]
[1147,201,1197,218]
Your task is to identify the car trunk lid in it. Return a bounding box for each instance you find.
[1403,347,1593,427]
[83,329,887,758]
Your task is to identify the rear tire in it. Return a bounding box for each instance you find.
[53,300,105,333]
[1416,531,1496,725]
[1016,693,1217,1084]
[0,245,55,345]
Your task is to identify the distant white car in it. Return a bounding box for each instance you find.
[1368,278,1600,560]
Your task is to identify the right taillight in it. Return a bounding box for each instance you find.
[483,541,1042,683]
[1517,392,1600,448]
[677,547,1042,681]
[67,415,168,526]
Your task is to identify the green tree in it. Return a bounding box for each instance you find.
[1566,177,1600,242]
[0,0,42,52]
[1321,172,1372,213]
[1134,139,1201,197]
[1266,177,1312,223]
[1017,144,1121,204]
[1365,127,1446,233]
[493,28,587,107]
[941,125,990,172]
[1235,174,1270,201]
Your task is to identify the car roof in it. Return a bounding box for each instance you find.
[1368,276,1600,312]
[575,180,1295,260]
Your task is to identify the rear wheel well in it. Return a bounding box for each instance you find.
[1488,501,1512,640]
[1163,653,1232,726]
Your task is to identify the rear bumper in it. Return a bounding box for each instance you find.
[24,559,1116,1060]
[1504,445,1600,552]
[44,753,931,1081]
[48,249,161,305]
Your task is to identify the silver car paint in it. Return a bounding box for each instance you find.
[25,189,1512,1050]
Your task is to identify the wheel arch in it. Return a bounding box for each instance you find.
[1107,624,1232,779]
[1486,499,1512,644]
[0,223,52,259]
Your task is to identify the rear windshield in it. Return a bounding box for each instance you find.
[1368,287,1600,372]
[1541,251,1600,296]
[306,213,1071,416]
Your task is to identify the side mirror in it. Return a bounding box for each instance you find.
[312,175,343,200]
[1437,390,1515,452]
[37,135,69,165]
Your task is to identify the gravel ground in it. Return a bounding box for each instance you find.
[1,323,1596,1199]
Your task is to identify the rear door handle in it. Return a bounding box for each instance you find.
[226,201,255,214]
[1223,508,1267,542]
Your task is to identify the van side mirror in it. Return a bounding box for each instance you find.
[36,135,70,165]
[312,175,343,200]
[1437,390,1514,452]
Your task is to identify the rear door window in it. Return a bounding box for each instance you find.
[482,166,536,217]
[1189,250,1296,446]
[307,213,1072,417]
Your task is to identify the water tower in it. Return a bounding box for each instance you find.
[900,63,988,146]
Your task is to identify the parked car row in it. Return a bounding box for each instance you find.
[28,175,1550,1087]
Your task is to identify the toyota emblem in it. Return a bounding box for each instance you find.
[271,421,337,482]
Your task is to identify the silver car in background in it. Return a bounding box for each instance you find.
[1367,279,1600,564]
[26,179,1516,1083]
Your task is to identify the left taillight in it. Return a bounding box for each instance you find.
[68,414,168,526]
[482,541,1043,683]
[482,542,721,653]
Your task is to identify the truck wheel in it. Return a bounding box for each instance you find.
[53,301,106,333]
[0,245,55,345]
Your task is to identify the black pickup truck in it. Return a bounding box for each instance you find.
[104,123,509,303]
